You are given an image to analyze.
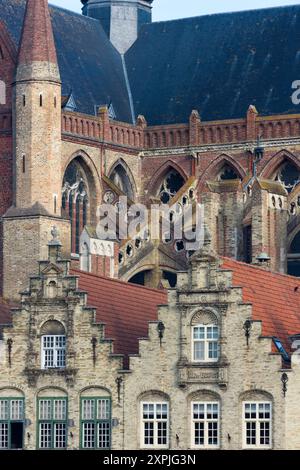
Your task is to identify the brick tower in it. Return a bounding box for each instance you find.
[2,0,70,300]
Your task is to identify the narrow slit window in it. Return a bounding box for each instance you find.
[22,155,25,174]
[22,95,26,107]
[54,195,57,214]
[40,94,43,107]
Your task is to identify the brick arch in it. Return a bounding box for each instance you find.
[79,386,112,397]
[187,389,221,402]
[260,149,300,179]
[138,390,170,401]
[0,387,24,397]
[239,389,273,402]
[146,160,188,196]
[62,150,101,202]
[37,386,68,397]
[123,264,156,282]
[197,154,246,192]
[108,157,137,198]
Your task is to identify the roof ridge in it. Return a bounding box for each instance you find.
[71,268,167,295]
[151,3,300,26]
[49,3,100,23]
[221,256,300,284]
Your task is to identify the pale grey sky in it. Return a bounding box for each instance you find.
[50,0,300,20]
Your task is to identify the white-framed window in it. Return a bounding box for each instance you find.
[41,335,66,369]
[0,398,25,450]
[141,402,169,449]
[38,398,67,449]
[192,324,219,362]
[81,398,111,449]
[243,402,272,449]
[191,402,220,449]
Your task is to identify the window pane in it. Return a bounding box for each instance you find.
[144,422,154,445]
[207,326,219,339]
[40,423,52,449]
[193,327,205,340]
[194,341,205,360]
[54,400,67,421]
[260,421,270,446]
[0,423,8,449]
[97,399,110,420]
[39,400,52,420]
[43,336,54,348]
[208,421,218,445]
[56,349,66,368]
[157,421,167,445]
[246,422,256,445]
[194,422,204,446]
[193,403,205,420]
[208,341,219,359]
[83,422,95,449]
[82,400,95,420]
[10,400,24,420]
[44,349,54,368]
[55,336,66,348]
[143,404,154,420]
[98,422,110,449]
[54,423,66,449]
[0,400,8,421]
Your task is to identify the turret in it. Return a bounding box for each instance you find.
[81,0,153,53]
[14,0,62,215]
[3,0,70,300]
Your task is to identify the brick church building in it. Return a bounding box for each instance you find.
[1,0,300,450]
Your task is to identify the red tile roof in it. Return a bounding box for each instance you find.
[1,260,300,364]
[71,269,167,363]
[222,257,300,352]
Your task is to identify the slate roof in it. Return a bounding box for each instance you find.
[1,2,300,124]
[126,5,300,124]
[0,0,132,121]
[2,2,300,125]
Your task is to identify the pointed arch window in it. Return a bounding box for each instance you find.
[275,160,300,193]
[218,164,239,181]
[109,163,134,200]
[158,170,185,204]
[62,159,89,254]
[288,230,300,276]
